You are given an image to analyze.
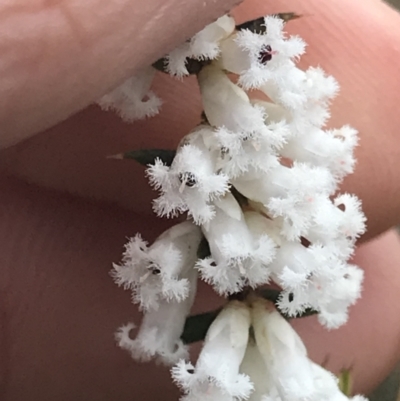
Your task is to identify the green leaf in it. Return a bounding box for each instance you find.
[231,186,249,207]
[273,12,302,23]
[338,368,353,396]
[180,289,319,345]
[236,13,301,34]
[153,57,211,75]
[294,307,319,318]
[197,237,211,259]
[180,309,221,344]
[112,149,176,167]
[257,288,281,303]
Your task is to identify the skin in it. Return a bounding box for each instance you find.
[0,0,400,399]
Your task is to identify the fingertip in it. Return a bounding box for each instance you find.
[0,0,242,147]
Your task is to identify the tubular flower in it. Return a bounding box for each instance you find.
[111,221,202,311]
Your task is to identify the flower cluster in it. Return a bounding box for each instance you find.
[113,221,202,365]
[106,13,367,401]
[171,299,367,401]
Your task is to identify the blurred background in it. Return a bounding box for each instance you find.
[368,1,400,400]
[355,1,400,400]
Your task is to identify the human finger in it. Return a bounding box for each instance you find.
[1,0,400,241]
[0,0,240,148]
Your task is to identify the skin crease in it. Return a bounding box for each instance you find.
[0,0,400,399]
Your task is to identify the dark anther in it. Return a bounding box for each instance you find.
[147,262,161,275]
[221,147,229,155]
[288,293,294,302]
[300,237,311,248]
[179,172,197,187]
[337,203,346,212]
[259,45,273,64]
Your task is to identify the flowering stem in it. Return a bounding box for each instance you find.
[181,308,222,344]
[197,236,211,259]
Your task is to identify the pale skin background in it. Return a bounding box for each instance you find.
[0,0,400,400]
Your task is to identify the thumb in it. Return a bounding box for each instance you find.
[0,0,240,148]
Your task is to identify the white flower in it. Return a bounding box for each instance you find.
[166,15,235,77]
[259,65,338,114]
[233,163,336,203]
[198,65,270,138]
[276,256,364,328]
[333,193,366,240]
[172,301,253,401]
[213,125,285,179]
[111,221,202,310]
[196,193,275,295]
[115,276,196,365]
[165,43,193,78]
[190,15,236,60]
[304,194,365,259]
[280,125,358,180]
[311,363,368,401]
[196,192,253,294]
[251,99,290,124]
[246,300,369,399]
[207,96,291,179]
[250,300,368,400]
[244,211,278,288]
[254,91,331,137]
[316,263,364,329]
[269,240,320,291]
[148,130,230,224]
[219,16,305,90]
[251,299,317,400]
[233,163,337,240]
[239,341,274,401]
[97,66,162,121]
